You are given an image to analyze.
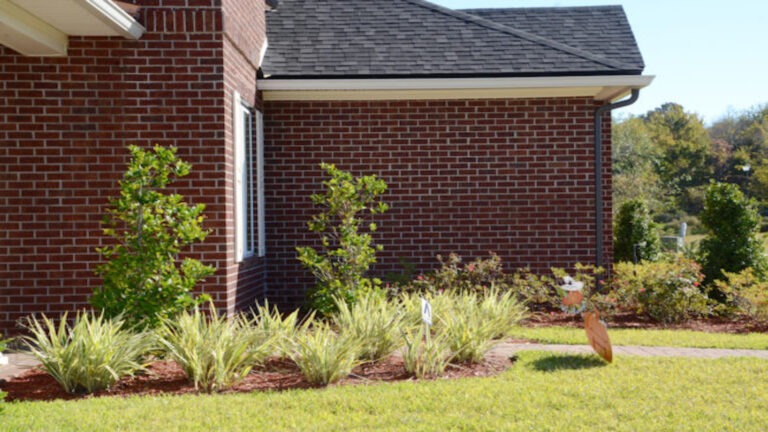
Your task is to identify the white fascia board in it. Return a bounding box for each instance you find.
[0,0,68,56]
[77,0,144,39]
[260,75,655,102]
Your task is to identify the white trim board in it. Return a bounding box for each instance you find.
[0,0,144,56]
[260,75,654,102]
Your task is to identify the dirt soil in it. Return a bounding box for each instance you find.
[1,355,513,403]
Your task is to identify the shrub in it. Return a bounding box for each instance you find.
[399,253,510,296]
[614,199,661,263]
[700,182,767,291]
[158,306,274,393]
[287,322,362,386]
[714,269,768,322]
[507,267,560,311]
[297,163,389,315]
[613,257,709,324]
[332,291,405,362]
[22,312,152,394]
[92,145,215,328]
[401,325,452,379]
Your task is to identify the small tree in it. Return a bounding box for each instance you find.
[297,163,388,315]
[700,182,767,293]
[91,145,215,328]
[614,199,661,263]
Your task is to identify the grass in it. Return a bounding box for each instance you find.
[685,233,768,250]
[509,325,768,350]
[3,351,768,431]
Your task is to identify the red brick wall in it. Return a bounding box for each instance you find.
[222,0,268,313]
[263,98,613,308]
[0,1,267,334]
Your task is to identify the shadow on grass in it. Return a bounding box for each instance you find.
[529,355,608,372]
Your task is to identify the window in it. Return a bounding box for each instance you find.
[234,91,265,261]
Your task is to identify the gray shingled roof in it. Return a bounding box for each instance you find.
[262,0,645,79]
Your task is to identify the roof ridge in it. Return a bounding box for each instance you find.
[402,0,634,71]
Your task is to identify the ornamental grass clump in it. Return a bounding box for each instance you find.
[158,306,274,393]
[332,291,405,361]
[400,291,454,331]
[479,287,528,339]
[22,312,152,394]
[401,325,452,379]
[252,301,307,358]
[287,322,363,386]
[438,291,499,363]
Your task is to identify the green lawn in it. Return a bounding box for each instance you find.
[685,232,768,249]
[509,326,768,350]
[2,351,767,431]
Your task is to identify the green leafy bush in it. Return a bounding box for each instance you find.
[614,199,661,263]
[92,145,215,328]
[398,253,509,295]
[700,182,767,291]
[287,322,363,386]
[158,306,274,393]
[613,257,709,324]
[332,291,405,362]
[22,312,152,394]
[714,269,768,322]
[507,267,560,311]
[297,163,389,315]
[401,325,451,379]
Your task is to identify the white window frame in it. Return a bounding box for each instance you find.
[233,91,265,261]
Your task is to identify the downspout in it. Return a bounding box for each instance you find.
[594,89,640,274]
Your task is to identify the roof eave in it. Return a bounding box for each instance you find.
[260,75,654,102]
[0,0,145,57]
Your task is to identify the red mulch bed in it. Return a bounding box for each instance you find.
[1,355,514,403]
[4,311,766,403]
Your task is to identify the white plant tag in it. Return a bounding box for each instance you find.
[420,297,433,326]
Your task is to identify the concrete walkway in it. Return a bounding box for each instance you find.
[3,343,768,382]
[0,353,40,381]
[488,342,768,360]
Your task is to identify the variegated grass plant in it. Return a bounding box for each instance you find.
[332,291,405,361]
[252,301,309,358]
[479,287,528,339]
[22,312,153,394]
[157,305,274,393]
[401,324,452,378]
[287,322,363,386]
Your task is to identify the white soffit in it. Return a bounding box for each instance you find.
[260,75,655,102]
[0,0,144,56]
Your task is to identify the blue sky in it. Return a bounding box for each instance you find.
[431,0,768,124]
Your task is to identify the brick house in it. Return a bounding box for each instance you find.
[0,0,651,334]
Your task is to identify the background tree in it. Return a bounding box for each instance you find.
[614,199,661,263]
[644,103,713,210]
[612,116,669,215]
[699,182,767,296]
